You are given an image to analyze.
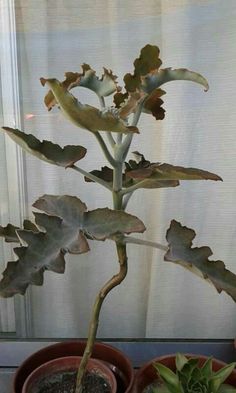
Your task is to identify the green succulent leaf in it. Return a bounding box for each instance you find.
[2,127,86,168]
[210,363,236,393]
[164,220,236,302]
[153,363,183,393]
[44,65,119,110]
[218,384,236,393]
[41,78,138,134]
[201,358,213,377]
[0,195,145,297]
[176,354,189,372]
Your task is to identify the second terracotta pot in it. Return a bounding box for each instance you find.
[13,341,134,393]
[133,353,236,393]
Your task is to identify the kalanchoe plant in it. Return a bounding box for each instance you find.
[1,44,236,393]
[152,354,236,393]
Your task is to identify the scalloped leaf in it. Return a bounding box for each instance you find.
[41,78,138,134]
[2,127,86,167]
[44,65,119,110]
[116,45,208,122]
[164,220,236,302]
[0,195,145,297]
[0,220,39,243]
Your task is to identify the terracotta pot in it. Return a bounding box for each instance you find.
[133,353,236,393]
[13,341,134,393]
[22,355,117,393]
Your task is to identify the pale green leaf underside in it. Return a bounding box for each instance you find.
[164,220,236,302]
[0,195,145,297]
[41,78,138,134]
[2,127,86,167]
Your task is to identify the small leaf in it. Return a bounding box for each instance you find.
[218,384,236,393]
[143,88,166,120]
[153,363,182,393]
[201,357,213,377]
[41,78,138,134]
[210,363,236,393]
[164,220,236,302]
[44,65,119,110]
[176,354,189,372]
[2,127,86,167]
[84,166,114,184]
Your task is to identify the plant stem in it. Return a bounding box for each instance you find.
[106,132,116,148]
[70,165,112,191]
[93,132,117,167]
[75,242,128,393]
[122,236,168,252]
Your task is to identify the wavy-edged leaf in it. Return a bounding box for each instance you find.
[0,220,39,243]
[44,65,119,110]
[116,44,208,122]
[126,162,222,182]
[2,127,86,167]
[0,224,20,243]
[84,166,114,184]
[0,195,145,297]
[41,78,138,134]
[164,220,236,302]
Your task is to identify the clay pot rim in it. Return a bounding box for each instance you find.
[13,340,134,393]
[22,355,117,393]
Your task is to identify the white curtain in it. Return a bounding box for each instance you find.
[1,0,235,338]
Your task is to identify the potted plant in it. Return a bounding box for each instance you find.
[133,353,236,393]
[0,44,236,393]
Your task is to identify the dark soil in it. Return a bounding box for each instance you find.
[31,369,112,393]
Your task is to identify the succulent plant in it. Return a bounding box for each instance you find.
[1,44,236,392]
[153,354,236,393]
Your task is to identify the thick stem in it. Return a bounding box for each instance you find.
[75,242,128,393]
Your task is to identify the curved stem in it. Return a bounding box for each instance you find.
[70,165,112,191]
[106,132,116,148]
[93,132,117,167]
[122,191,133,210]
[75,242,128,393]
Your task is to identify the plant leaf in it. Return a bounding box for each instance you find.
[41,78,138,134]
[201,357,213,377]
[153,362,182,393]
[84,166,114,184]
[2,127,86,168]
[176,353,189,372]
[218,384,236,393]
[210,363,236,393]
[164,220,236,302]
[44,65,119,110]
[0,224,20,243]
[0,195,145,297]
[116,44,208,122]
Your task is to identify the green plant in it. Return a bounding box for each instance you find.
[152,354,236,393]
[0,44,236,393]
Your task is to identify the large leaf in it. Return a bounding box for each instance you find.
[115,44,208,122]
[44,65,119,110]
[164,220,236,302]
[41,78,138,134]
[2,127,86,167]
[0,195,145,297]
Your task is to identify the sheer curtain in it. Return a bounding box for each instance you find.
[1,0,235,338]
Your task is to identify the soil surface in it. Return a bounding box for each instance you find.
[31,369,112,393]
